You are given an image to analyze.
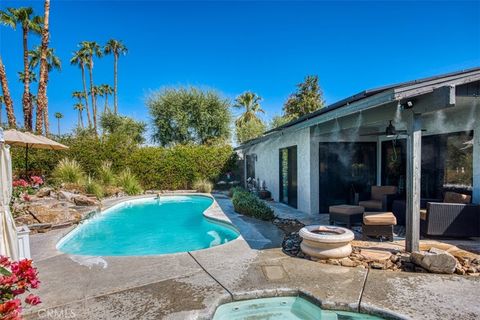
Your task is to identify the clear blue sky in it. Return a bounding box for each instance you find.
[1,1,479,137]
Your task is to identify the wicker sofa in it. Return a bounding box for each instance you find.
[392,192,480,238]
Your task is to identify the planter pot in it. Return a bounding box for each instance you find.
[258,190,271,200]
[17,225,31,259]
[299,225,354,260]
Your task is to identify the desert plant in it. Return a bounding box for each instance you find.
[83,176,104,199]
[97,161,115,186]
[231,189,274,221]
[116,168,143,195]
[193,179,213,193]
[52,158,85,184]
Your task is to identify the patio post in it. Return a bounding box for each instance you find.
[405,111,422,252]
[473,107,480,204]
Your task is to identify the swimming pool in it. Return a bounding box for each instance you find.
[213,297,385,320]
[57,195,239,256]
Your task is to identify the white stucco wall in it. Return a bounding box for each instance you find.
[243,127,312,213]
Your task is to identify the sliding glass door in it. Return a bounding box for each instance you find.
[279,146,298,208]
[319,142,377,212]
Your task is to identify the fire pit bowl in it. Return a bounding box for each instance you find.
[299,225,354,259]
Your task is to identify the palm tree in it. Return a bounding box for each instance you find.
[90,85,103,115]
[18,71,37,83]
[71,50,91,128]
[100,84,113,112]
[73,102,84,128]
[36,0,51,135]
[104,39,127,114]
[80,41,102,134]
[0,7,42,131]
[54,112,62,135]
[233,92,265,126]
[0,56,16,128]
[29,45,61,135]
[0,95,3,125]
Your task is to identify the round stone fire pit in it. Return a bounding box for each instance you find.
[299,225,354,259]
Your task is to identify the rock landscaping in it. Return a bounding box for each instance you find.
[276,218,480,276]
[13,187,106,234]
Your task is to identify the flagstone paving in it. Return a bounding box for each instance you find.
[24,195,480,320]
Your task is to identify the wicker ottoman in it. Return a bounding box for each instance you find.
[362,212,397,241]
[329,205,365,229]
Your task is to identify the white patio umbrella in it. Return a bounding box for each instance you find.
[0,128,18,260]
[3,129,69,176]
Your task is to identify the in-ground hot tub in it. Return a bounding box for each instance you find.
[213,296,385,319]
[299,225,354,259]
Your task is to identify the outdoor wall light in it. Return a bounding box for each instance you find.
[401,100,415,110]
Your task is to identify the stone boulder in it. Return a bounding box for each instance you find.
[411,248,457,274]
[58,190,76,202]
[18,203,82,225]
[36,187,53,198]
[73,195,98,206]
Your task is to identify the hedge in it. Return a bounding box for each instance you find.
[10,134,237,190]
[231,188,275,221]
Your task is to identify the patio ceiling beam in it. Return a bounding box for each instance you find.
[400,85,456,114]
[393,73,480,100]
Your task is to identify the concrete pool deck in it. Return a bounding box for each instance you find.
[24,194,480,320]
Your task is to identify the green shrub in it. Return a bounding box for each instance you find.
[98,161,115,186]
[52,158,85,184]
[84,177,104,199]
[228,186,244,198]
[231,189,275,221]
[127,144,237,190]
[116,168,143,195]
[11,133,237,191]
[193,179,213,193]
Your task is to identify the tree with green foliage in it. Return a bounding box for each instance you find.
[73,102,84,128]
[79,41,102,134]
[235,119,266,145]
[71,50,91,127]
[233,92,264,126]
[269,114,295,129]
[0,7,42,131]
[100,112,146,144]
[104,39,127,114]
[147,87,231,146]
[54,111,63,135]
[283,75,325,119]
[29,44,61,135]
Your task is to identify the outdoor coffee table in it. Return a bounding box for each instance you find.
[329,205,365,229]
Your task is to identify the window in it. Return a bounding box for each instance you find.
[279,146,298,208]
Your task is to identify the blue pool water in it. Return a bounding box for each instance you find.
[213,297,385,320]
[57,195,239,256]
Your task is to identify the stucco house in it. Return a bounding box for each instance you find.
[236,68,480,250]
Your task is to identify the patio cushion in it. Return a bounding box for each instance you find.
[443,192,471,204]
[363,212,397,226]
[329,205,364,215]
[420,209,427,221]
[359,200,383,210]
[371,186,397,201]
